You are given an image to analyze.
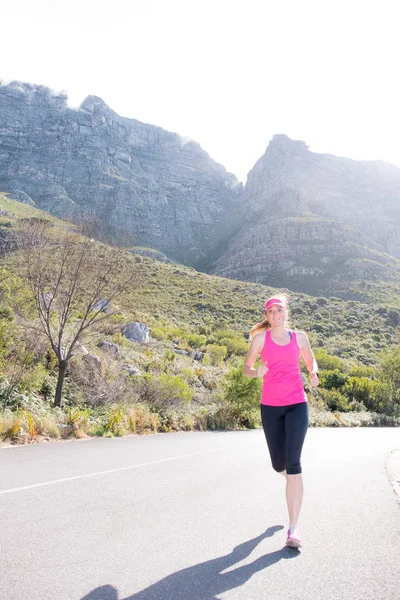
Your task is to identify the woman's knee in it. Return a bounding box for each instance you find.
[286,461,302,475]
[271,459,285,473]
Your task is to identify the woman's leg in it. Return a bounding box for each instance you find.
[283,403,309,528]
[260,405,285,474]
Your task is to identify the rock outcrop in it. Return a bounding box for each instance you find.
[122,322,150,344]
[212,135,400,295]
[2,81,400,297]
[0,81,242,268]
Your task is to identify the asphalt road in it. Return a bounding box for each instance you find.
[0,428,399,600]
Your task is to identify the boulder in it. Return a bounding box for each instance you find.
[189,351,204,361]
[96,341,121,358]
[122,322,150,343]
[121,364,142,376]
[92,298,111,313]
[82,352,102,373]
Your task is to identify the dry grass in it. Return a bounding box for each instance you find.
[0,409,61,443]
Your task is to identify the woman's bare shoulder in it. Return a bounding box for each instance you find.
[252,330,267,347]
[293,330,309,345]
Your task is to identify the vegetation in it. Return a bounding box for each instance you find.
[0,194,399,445]
[16,219,128,406]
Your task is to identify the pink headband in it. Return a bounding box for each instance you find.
[265,298,285,310]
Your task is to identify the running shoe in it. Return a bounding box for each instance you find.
[286,528,302,549]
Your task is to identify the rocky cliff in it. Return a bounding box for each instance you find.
[212,135,400,295]
[0,82,242,267]
[2,82,400,297]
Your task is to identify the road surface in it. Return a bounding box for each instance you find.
[0,428,399,600]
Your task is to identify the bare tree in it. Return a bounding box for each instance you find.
[16,220,129,407]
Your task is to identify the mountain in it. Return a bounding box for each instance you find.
[2,82,400,298]
[0,81,242,267]
[212,135,400,296]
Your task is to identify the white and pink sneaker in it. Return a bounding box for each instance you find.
[286,527,302,548]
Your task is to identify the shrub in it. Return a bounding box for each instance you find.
[206,344,227,366]
[0,409,41,442]
[319,369,349,390]
[343,377,375,407]
[314,349,345,371]
[202,354,211,366]
[349,365,375,378]
[36,412,60,438]
[318,388,352,412]
[127,404,158,434]
[386,309,400,326]
[66,407,91,437]
[151,327,169,341]
[180,367,196,384]
[68,355,138,407]
[185,334,206,349]
[104,406,126,436]
[223,366,262,427]
[19,363,48,394]
[140,373,193,414]
[163,349,176,362]
[112,331,133,348]
[378,345,400,388]
[212,329,249,357]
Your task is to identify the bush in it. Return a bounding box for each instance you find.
[140,373,193,414]
[68,355,138,407]
[319,369,349,390]
[185,334,206,349]
[104,406,126,436]
[151,327,169,341]
[314,349,345,371]
[0,409,42,442]
[127,404,158,434]
[223,367,262,427]
[66,406,91,437]
[19,363,48,394]
[378,345,400,389]
[206,344,227,366]
[349,365,375,378]
[212,329,249,357]
[318,388,352,412]
[343,377,375,407]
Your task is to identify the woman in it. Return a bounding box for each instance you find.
[243,294,319,549]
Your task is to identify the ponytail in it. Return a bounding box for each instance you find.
[249,318,271,341]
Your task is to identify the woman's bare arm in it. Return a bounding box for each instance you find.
[296,331,319,387]
[243,333,268,378]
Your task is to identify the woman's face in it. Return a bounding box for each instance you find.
[265,305,286,327]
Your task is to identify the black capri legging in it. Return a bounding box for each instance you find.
[261,402,309,475]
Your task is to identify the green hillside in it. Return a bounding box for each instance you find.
[0,193,399,444]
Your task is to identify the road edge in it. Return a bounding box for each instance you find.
[386,448,400,501]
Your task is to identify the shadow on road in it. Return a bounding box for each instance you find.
[81,525,299,600]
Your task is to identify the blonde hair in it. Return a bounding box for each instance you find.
[249,292,291,341]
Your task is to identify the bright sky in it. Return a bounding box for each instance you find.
[1,0,399,182]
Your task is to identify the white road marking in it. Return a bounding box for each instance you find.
[0,449,216,495]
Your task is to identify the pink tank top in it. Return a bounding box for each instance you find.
[260,330,307,407]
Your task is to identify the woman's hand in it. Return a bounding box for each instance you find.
[256,364,269,378]
[309,372,319,387]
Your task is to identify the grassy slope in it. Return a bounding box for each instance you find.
[1,192,400,443]
[1,192,399,366]
[0,194,61,223]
